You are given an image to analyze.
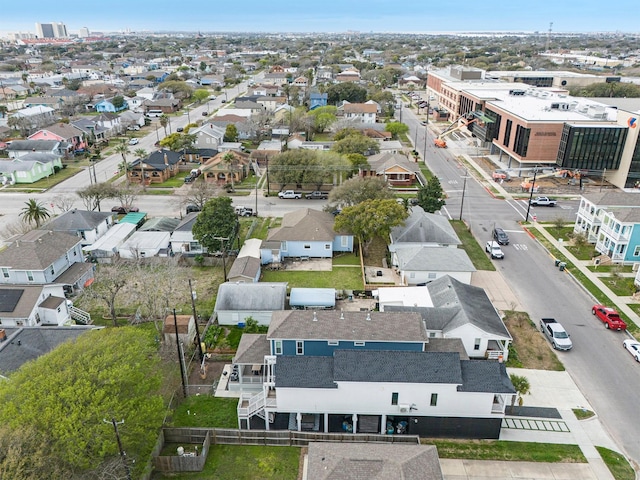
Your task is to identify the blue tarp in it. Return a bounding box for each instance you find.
[290,288,336,309]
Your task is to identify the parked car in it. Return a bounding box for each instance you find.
[278,190,302,199]
[529,196,557,207]
[540,318,572,351]
[184,175,195,184]
[305,190,328,200]
[623,339,640,362]
[176,127,184,133]
[128,138,139,145]
[592,305,627,330]
[127,125,140,131]
[202,111,208,116]
[185,204,201,214]
[492,227,509,245]
[485,241,504,259]
[111,205,139,214]
[237,207,254,217]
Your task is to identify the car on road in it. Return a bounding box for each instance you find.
[305,190,328,200]
[485,241,505,259]
[237,207,254,217]
[202,111,208,116]
[278,190,302,199]
[623,339,640,362]
[492,227,509,245]
[127,125,140,131]
[111,205,139,214]
[185,204,201,214]
[592,305,627,330]
[128,138,139,145]
[176,127,184,132]
[529,196,557,207]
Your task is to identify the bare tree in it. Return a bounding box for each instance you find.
[113,184,142,210]
[83,260,133,326]
[77,183,118,211]
[51,194,77,212]
[178,180,219,211]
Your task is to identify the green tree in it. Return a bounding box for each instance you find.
[509,374,531,413]
[192,196,237,253]
[332,132,379,156]
[417,177,446,213]
[224,123,238,142]
[77,182,118,212]
[159,132,196,151]
[0,327,166,477]
[570,82,640,98]
[159,114,169,136]
[326,82,368,104]
[223,152,238,191]
[111,95,125,109]
[334,198,407,255]
[157,79,193,99]
[192,88,210,104]
[327,176,394,210]
[385,121,409,139]
[308,105,337,133]
[113,139,130,184]
[269,150,324,190]
[19,199,50,228]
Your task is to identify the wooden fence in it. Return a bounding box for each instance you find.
[153,429,211,473]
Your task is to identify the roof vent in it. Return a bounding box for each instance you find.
[366,312,371,321]
[313,311,317,321]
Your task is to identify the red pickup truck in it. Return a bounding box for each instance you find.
[592,305,627,330]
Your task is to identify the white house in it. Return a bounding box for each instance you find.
[118,231,171,259]
[394,246,476,285]
[0,284,72,327]
[214,282,287,326]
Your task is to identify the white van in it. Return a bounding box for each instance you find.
[146,110,163,118]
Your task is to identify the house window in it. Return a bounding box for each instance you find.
[325,244,331,250]
[304,244,311,249]
[391,392,399,405]
[354,341,365,347]
[409,272,415,278]
[328,341,339,346]
[474,338,481,351]
[274,340,282,355]
[296,341,304,355]
[634,246,640,257]
[1,268,8,278]
[26,271,34,282]
[429,332,436,338]
[281,241,287,252]
[430,393,438,406]
[428,272,437,279]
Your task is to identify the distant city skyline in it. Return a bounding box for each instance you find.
[2,1,639,36]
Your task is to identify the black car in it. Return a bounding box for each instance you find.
[493,227,509,245]
[176,127,184,133]
[111,206,139,214]
[184,175,195,184]
[185,204,201,214]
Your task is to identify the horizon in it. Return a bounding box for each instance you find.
[2,0,639,37]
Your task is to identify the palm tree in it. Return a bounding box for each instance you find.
[509,374,531,413]
[20,199,50,228]
[134,149,148,188]
[159,115,169,136]
[223,152,238,192]
[113,140,130,184]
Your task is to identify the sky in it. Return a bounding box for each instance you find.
[1,0,638,35]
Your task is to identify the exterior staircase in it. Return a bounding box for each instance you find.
[69,306,92,325]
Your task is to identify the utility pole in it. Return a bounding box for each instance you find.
[525,167,538,223]
[459,170,469,221]
[173,309,188,398]
[103,418,132,480]
[188,279,203,361]
[212,236,230,281]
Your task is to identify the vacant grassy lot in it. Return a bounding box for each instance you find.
[451,220,496,271]
[261,267,363,290]
[503,311,565,371]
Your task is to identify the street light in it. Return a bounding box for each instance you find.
[459,170,470,221]
[524,167,538,223]
[103,418,132,480]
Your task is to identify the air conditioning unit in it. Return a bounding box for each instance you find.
[399,404,410,413]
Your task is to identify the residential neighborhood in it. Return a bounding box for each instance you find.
[0,19,639,480]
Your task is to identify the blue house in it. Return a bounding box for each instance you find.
[260,208,353,264]
[95,98,128,113]
[309,92,328,110]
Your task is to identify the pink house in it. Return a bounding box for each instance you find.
[29,123,86,152]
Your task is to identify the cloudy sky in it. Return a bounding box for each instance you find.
[2,0,636,35]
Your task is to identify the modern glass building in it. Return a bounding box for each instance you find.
[556,124,627,171]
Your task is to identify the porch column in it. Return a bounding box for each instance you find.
[502,340,510,362]
[352,414,358,434]
[324,413,329,433]
[380,414,387,435]
[296,412,302,432]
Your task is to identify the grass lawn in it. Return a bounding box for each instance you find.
[425,439,585,463]
[566,244,599,261]
[600,276,637,296]
[572,408,595,420]
[333,252,361,266]
[5,166,82,191]
[152,445,300,480]
[170,395,239,429]
[596,447,636,480]
[451,220,496,271]
[503,311,565,371]
[587,265,634,273]
[261,267,363,290]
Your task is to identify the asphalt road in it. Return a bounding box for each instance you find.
[403,103,640,468]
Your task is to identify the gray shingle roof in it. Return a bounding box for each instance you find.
[267,208,337,242]
[6,140,61,151]
[0,230,81,270]
[334,350,462,384]
[267,310,428,343]
[390,207,461,246]
[214,282,287,311]
[459,360,515,393]
[227,256,260,280]
[275,355,337,388]
[0,286,41,317]
[583,191,640,208]
[42,208,112,232]
[306,442,443,480]
[395,246,476,272]
[233,334,270,365]
[174,212,199,231]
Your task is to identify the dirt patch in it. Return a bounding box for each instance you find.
[187,356,227,391]
[504,311,565,371]
[362,236,389,268]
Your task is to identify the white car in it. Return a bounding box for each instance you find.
[128,138,139,145]
[485,241,504,259]
[623,339,640,362]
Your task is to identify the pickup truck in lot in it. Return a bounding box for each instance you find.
[540,318,572,350]
[278,190,302,199]
[592,305,627,330]
[529,196,557,207]
[305,190,328,200]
